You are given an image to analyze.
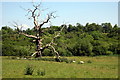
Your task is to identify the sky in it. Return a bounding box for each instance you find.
[1,2,118,29]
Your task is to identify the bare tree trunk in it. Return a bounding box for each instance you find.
[35,32,42,57]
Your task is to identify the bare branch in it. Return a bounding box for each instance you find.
[42,25,65,53]
[12,21,21,32]
[20,6,27,11]
[39,12,57,28]
[41,8,49,12]
[51,25,65,43]
[39,15,50,28]
[21,3,41,30]
[13,22,38,39]
[31,52,37,56]
[41,43,60,59]
[32,1,42,9]
[50,46,59,56]
[26,9,33,16]
[20,33,37,39]
[50,45,61,61]
[20,24,23,31]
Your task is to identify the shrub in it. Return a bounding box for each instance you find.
[37,70,41,76]
[37,69,46,76]
[36,57,70,63]
[65,60,70,63]
[106,51,113,55]
[42,49,53,56]
[24,65,34,75]
[61,58,75,63]
[90,31,103,40]
[37,57,55,61]
[55,58,61,62]
[60,58,69,62]
[87,60,92,63]
[11,56,16,59]
[77,62,80,64]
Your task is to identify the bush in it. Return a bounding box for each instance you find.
[37,69,45,76]
[70,37,93,56]
[24,65,34,75]
[37,57,55,61]
[60,58,73,63]
[42,49,53,56]
[87,60,92,63]
[11,56,16,59]
[2,43,29,56]
[106,51,113,55]
[60,58,69,62]
[77,62,81,64]
[2,44,15,56]
[90,31,103,40]
[36,57,70,63]
[92,41,110,55]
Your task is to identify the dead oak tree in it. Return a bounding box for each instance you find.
[13,3,64,61]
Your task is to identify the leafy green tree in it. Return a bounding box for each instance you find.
[107,24,120,38]
[1,22,119,57]
[89,31,104,40]
[92,41,110,55]
[102,23,112,33]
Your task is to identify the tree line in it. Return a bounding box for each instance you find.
[1,22,120,57]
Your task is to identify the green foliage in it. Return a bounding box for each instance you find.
[24,65,34,75]
[43,49,53,56]
[90,31,104,40]
[106,51,113,55]
[92,41,110,55]
[109,43,120,54]
[2,44,29,56]
[37,57,55,61]
[37,69,46,76]
[102,23,112,33]
[87,60,92,63]
[36,57,70,63]
[60,58,69,62]
[1,22,119,57]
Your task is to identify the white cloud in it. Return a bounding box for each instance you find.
[18,24,31,30]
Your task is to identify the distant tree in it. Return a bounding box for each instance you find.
[90,31,103,40]
[84,23,89,32]
[84,23,103,32]
[2,26,13,34]
[92,41,110,55]
[107,24,119,38]
[76,23,84,32]
[86,23,96,32]
[102,23,112,33]
[61,24,68,34]
[67,24,73,32]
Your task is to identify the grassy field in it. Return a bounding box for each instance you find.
[2,56,118,78]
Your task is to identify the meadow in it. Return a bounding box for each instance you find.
[2,56,118,78]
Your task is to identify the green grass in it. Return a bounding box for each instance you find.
[2,56,118,78]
